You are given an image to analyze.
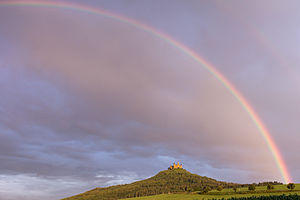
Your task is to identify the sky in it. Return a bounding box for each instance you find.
[0,0,300,199]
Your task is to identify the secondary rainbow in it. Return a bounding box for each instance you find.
[0,0,292,183]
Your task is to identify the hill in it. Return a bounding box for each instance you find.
[62,168,239,200]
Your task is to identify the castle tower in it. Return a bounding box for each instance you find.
[168,162,183,170]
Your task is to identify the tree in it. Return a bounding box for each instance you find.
[287,183,295,190]
[202,186,212,194]
[184,186,188,191]
[217,185,223,191]
[233,186,237,192]
[193,186,202,192]
[267,183,274,190]
[248,184,256,191]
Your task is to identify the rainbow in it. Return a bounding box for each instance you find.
[0,0,292,183]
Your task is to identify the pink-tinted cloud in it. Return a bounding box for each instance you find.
[1,1,300,199]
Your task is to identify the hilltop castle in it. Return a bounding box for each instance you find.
[168,162,183,170]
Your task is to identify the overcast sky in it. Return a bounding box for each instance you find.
[1,0,300,200]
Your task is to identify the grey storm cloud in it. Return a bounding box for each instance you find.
[0,1,300,200]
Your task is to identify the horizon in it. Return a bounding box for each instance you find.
[1,1,300,200]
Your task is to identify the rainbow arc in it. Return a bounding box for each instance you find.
[0,0,292,183]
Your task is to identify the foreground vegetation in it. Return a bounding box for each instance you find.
[124,184,300,200]
[216,194,300,200]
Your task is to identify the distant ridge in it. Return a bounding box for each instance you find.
[62,168,239,200]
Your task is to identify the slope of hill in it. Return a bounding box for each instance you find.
[62,168,239,200]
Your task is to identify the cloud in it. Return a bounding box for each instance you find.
[0,174,100,200]
[1,1,299,199]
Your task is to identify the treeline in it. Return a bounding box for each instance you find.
[237,181,283,188]
[211,194,300,200]
[63,169,240,200]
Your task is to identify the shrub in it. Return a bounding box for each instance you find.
[248,184,256,191]
[233,186,237,192]
[202,186,212,193]
[287,183,295,190]
[267,183,274,190]
[217,185,223,191]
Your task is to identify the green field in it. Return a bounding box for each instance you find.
[123,184,300,200]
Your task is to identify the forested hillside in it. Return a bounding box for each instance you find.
[63,168,239,200]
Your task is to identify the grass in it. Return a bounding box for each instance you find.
[123,184,300,200]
